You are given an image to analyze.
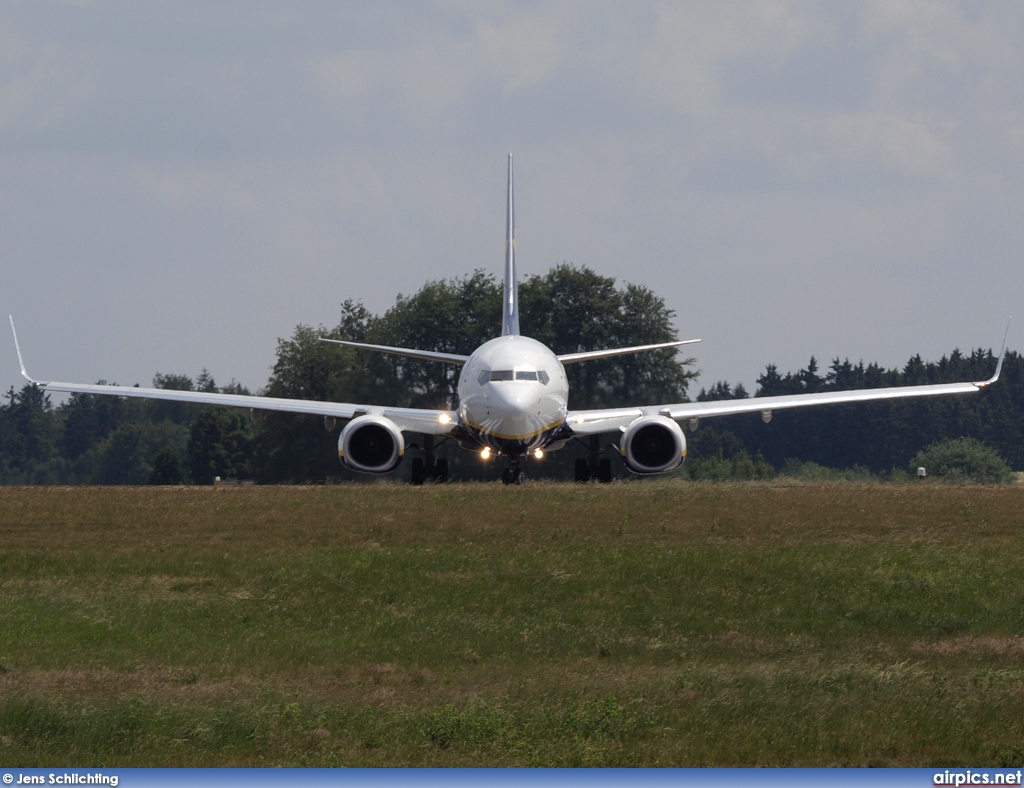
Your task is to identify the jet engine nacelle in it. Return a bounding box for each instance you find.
[620,415,686,475]
[338,415,405,473]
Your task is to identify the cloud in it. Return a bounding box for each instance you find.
[0,24,98,132]
[629,2,822,116]
[313,7,562,119]
[3,1,1024,400]
[826,112,953,178]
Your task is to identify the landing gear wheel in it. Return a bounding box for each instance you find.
[411,457,425,486]
[502,465,525,485]
[598,457,612,484]
[574,458,590,483]
[433,458,449,483]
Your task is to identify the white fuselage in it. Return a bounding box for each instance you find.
[456,335,568,456]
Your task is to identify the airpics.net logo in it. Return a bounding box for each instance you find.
[935,771,1024,786]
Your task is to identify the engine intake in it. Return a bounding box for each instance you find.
[620,415,686,475]
[338,415,405,473]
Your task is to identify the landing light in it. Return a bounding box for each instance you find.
[481,447,492,460]
[439,413,451,425]
[533,449,544,459]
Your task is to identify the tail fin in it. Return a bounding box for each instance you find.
[502,153,520,336]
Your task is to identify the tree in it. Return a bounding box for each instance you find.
[0,385,59,475]
[912,438,1014,484]
[251,264,698,482]
[59,389,129,461]
[92,421,187,485]
[250,316,394,484]
[520,264,695,408]
[195,369,218,393]
[698,381,749,402]
[704,347,1022,475]
[146,373,196,425]
[149,449,185,485]
[368,271,502,409]
[187,407,253,484]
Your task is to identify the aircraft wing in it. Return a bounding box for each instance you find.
[24,379,457,435]
[11,319,456,435]
[566,328,1008,435]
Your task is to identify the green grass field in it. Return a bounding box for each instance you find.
[2,481,1024,766]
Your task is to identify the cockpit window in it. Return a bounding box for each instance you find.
[480,368,550,385]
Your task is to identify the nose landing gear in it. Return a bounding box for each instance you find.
[501,461,525,485]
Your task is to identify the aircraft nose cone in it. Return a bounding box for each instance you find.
[473,384,547,441]
[489,384,533,412]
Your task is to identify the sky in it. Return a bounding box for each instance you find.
[2,1,1023,402]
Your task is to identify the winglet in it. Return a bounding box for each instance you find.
[977,317,1011,388]
[9,315,42,385]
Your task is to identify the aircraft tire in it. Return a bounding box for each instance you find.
[411,458,425,486]
[501,467,526,485]
[598,457,612,484]
[434,458,449,483]
[574,458,590,483]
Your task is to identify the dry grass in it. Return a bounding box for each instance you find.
[1,481,1024,766]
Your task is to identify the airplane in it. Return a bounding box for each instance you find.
[10,155,1009,485]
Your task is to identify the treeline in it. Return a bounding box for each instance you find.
[687,348,1022,480]
[0,264,1018,483]
[0,372,255,485]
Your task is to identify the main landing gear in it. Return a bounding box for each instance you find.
[573,435,613,483]
[410,435,449,485]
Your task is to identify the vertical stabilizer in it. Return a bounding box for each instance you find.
[503,153,520,336]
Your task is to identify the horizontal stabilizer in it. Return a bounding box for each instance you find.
[319,337,470,365]
[557,338,700,365]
